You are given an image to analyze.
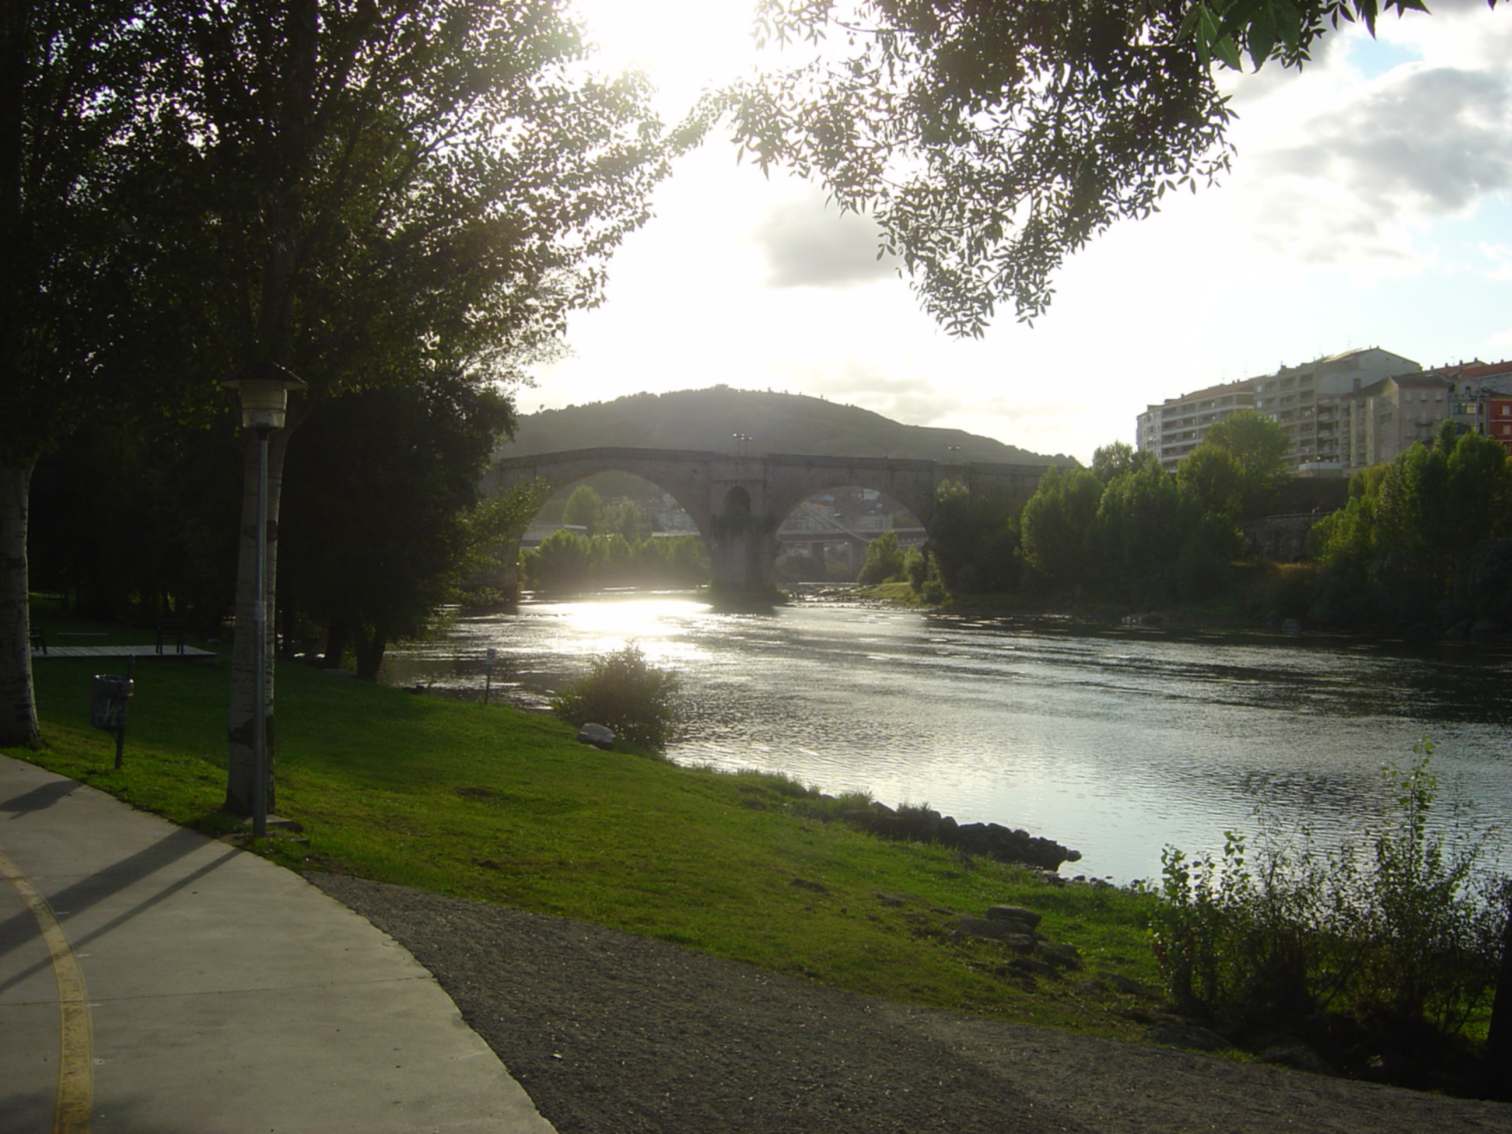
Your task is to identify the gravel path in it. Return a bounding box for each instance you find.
[310,874,1512,1134]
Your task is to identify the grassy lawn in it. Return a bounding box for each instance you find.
[8,615,1165,1038]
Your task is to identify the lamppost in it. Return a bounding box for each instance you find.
[225,363,305,838]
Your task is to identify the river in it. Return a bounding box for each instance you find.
[380,589,1512,884]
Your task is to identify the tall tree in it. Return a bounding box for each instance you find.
[563,484,606,534]
[1202,410,1290,515]
[730,0,1500,334]
[130,1,670,814]
[1020,466,1103,585]
[279,371,514,679]
[1,1,158,746]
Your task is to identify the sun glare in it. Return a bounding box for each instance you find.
[571,0,762,111]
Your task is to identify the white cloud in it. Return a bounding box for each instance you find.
[527,5,1512,466]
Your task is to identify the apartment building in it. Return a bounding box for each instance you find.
[1135,377,1256,472]
[1252,348,1421,474]
[1136,348,1420,473]
[1490,394,1512,454]
[1344,359,1512,468]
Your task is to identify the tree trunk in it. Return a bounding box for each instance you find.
[1487,899,1512,1098]
[278,586,296,659]
[323,618,348,669]
[224,429,290,816]
[353,628,386,682]
[0,459,40,747]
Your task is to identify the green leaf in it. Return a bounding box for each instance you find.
[1247,7,1278,68]
[1214,33,1244,70]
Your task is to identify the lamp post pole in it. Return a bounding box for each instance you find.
[252,424,271,838]
[226,363,305,834]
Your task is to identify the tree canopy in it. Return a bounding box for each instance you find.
[730,0,1501,335]
[1312,430,1512,629]
[2,0,677,756]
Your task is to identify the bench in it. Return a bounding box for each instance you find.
[156,620,186,656]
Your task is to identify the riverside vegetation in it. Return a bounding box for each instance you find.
[867,417,1512,642]
[9,609,1509,1095]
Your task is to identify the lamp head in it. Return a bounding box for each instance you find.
[224,363,307,431]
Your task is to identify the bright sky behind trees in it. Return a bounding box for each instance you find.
[527,1,1512,463]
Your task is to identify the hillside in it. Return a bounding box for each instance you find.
[500,386,1064,465]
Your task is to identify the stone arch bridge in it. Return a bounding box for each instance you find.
[488,447,1052,593]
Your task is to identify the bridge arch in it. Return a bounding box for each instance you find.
[488,446,1056,594]
[774,485,928,582]
[488,448,720,541]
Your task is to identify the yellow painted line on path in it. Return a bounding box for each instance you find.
[0,846,93,1133]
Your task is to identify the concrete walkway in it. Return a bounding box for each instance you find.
[29,644,216,659]
[0,755,555,1133]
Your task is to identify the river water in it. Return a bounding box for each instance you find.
[381,590,1512,884]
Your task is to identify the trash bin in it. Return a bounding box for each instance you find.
[90,675,134,732]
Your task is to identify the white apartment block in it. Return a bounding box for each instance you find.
[1136,378,1256,472]
[1137,348,1420,475]
[1253,348,1420,474]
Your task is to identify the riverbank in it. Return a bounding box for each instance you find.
[9,645,1163,1039]
[315,872,1512,1134]
[853,575,1512,650]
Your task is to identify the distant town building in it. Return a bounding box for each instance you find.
[1137,348,1421,474]
[1139,350,1512,476]
[1254,348,1421,475]
[1345,358,1512,468]
[1135,377,1257,472]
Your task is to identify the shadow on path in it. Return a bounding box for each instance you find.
[0,817,238,994]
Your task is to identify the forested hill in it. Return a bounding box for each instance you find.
[501,387,1063,465]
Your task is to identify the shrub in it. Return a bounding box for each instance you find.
[1151,746,1509,1084]
[552,644,681,750]
[858,531,905,584]
[903,547,928,590]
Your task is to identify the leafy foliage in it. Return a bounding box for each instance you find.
[1020,467,1104,585]
[1179,0,1464,72]
[857,530,905,584]
[1092,442,1158,486]
[1151,747,1510,1084]
[563,485,607,534]
[728,1,1498,333]
[1311,431,1512,630]
[552,644,682,750]
[279,372,515,678]
[522,531,710,593]
[1201,411,1291,515]
[927,480,1021,595]
[732,0,1234,333]
[454,479,552,605]
[1177,443,1246,523]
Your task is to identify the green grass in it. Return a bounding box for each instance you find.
[856,580,929,606]
[9,616,1164,1038]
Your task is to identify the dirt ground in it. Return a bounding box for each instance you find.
[311,874,1512,1134]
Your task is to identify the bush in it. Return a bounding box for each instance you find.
[858,530,905,584]
[552,644,681,750]
[1151,746,1509,1084]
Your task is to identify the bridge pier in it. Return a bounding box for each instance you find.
[710,521,778,595]
[708,483,778,595]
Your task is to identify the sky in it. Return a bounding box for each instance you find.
[520,1,1512,465]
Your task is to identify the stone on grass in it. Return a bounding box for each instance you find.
[985,905,1042,929]
[576,723,616,749]
[953,916,1037,947]
[1039,942,1082,970]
